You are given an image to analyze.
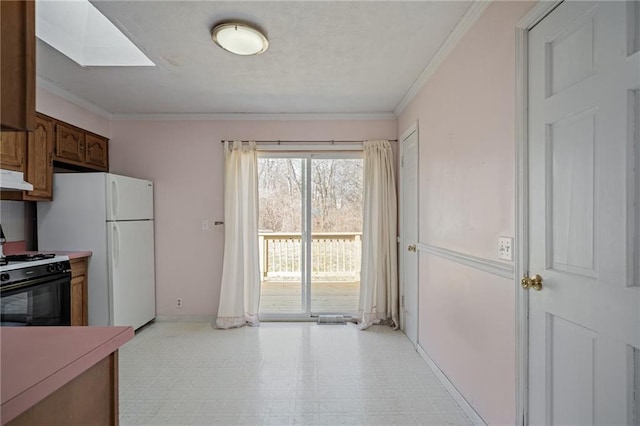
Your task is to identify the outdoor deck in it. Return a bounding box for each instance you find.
[259,280,359,314]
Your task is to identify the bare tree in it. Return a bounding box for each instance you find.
[258,158,362,233]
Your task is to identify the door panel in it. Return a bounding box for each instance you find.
[309,157,362,315]
[528,2,640,424]
[258,157,305,315]
[401,129,418,344]
[25,114,54,200]
[547,109,595,276]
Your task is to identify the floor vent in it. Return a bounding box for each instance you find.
[317,315,346,325]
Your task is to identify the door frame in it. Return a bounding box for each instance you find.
[399,121,419,345]
[256,151,364,321]
[514,2,563,425]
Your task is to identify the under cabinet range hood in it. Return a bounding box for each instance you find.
[0,169,34,191]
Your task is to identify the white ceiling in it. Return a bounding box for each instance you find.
[36,1,473,116]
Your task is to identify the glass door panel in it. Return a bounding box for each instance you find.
[258,153,363,318]
[310,157,363,315]
[257,157,306,314]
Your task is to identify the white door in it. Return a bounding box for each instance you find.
[106,174,154,221]
[401,126,419,345]
[528,2,640,424]
[108,220,156,330]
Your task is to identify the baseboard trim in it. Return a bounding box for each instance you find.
[154,315,215,323]
[417,243,514,279]
[416,344,486,426]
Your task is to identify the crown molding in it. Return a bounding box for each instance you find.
[37,77,395,122]
[393,0,492,117]
[110,112,397,121]
[36,76,113,120]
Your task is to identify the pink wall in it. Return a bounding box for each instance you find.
[109,119,396,318]
[36,86,111,138]
[397,2,534,424]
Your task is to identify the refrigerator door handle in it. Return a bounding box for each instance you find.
[111,179,119,219]
[112,223,120,268]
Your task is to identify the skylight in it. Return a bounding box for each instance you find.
[36,0,155,67]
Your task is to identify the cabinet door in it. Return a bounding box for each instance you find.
[24,115,54,200]
[55,123,84,163]
[0,131,25,171]
[0,0,35,131]
[85,134,108,170]
[71,275,85,326]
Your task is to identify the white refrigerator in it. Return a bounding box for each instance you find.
[38,173,156,330]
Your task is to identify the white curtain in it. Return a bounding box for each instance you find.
[356,140,399,330]
[215,141,261,329]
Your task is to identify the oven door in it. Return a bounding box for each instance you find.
[0,273,71,326]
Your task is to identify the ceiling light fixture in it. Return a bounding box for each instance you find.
[211,22,269,56]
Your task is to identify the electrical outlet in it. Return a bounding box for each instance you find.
[498,237,513,261]
[176,298,183,308]
[202,220,210,231]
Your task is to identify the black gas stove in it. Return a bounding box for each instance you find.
[0,254,71,326]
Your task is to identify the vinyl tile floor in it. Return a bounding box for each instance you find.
[119,321,473,426]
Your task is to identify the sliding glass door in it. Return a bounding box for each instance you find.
[257,153,363,319]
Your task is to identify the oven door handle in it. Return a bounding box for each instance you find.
[0,273,71,293]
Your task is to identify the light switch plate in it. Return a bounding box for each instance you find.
[498,237,513,261]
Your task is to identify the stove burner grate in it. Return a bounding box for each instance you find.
[3,253,56,262]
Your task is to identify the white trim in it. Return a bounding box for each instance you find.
[418,243,514,279]
[154,315,215,323]
[516,1,561,29]
[514,2,563,425]
[111,112,396,121]
[393,0,491,116]
[399,121,418,144]
[417,344,486,426]
[36,75,396,122]
[398,121,419,343]
[36,76,113,120]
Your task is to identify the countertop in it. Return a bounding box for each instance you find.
[49,250,92,260]
[0,326,133,424]
[3,241,92,260]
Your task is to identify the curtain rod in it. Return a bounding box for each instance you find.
[220,139,398,144]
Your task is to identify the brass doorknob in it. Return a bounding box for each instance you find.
[530,274,543,291]
[521,274,543,291]
[408,245,416,252]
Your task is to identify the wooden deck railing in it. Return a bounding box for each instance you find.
[258,232,362,281]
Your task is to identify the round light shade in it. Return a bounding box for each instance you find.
[211,22,269,56]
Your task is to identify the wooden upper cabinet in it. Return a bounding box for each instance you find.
[54,121,108,171]
[0,132,26,172]
[0,0,35,131]
[85,134,108,170]
[24,115,54,200]
[55,123,85,163]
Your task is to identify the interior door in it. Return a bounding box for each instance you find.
[401,127,419,345]
[528,2,640,424]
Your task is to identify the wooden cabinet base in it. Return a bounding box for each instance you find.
[70,257,89,326]
[7,352,119,426]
